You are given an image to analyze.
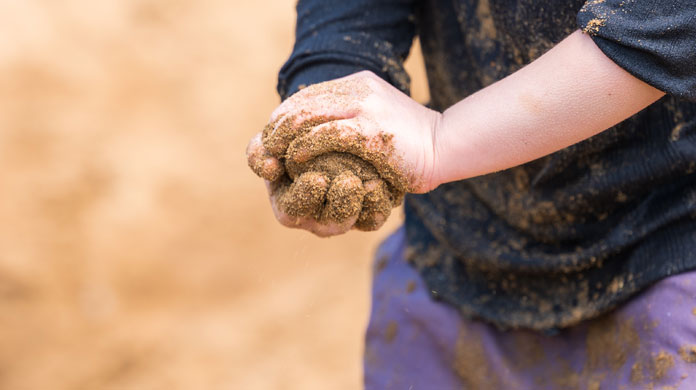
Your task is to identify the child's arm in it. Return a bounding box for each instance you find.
[431,30,664,186]
[250,0,696,236]
[255,31,664,194]
[248,30,663,236]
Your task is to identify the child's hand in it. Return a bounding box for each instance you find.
[246,71,442,237]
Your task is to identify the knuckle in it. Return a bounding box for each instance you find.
[269,105,289,123]
[245,134,261,154]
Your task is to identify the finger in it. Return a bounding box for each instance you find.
[267,177,300,227]
[280,212,357,238]
[354,179,393,231]
[276,171,329,218]
[263,78,368,158]
[266,178,355,237]
[262,113,350,158]
[262,113,294,157]
[285,119,361,163]
[307,215,359,237]
[285,119,409,193]
[267,178,317,228]
[284,151,381,182]
[321,171,366,224]
[247,133,285,181]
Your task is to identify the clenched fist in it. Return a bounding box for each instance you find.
[246,71,442,237]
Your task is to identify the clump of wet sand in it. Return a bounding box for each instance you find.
[257,115,406,231]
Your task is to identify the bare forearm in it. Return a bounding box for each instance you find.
[433,30,665,186]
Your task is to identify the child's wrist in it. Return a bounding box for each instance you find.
[423,110,447,192]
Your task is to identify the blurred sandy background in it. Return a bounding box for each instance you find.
[0,1,428,389]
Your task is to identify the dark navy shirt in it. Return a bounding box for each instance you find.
[278,0,696,330]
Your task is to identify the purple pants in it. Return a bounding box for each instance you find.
[364,227,696,389]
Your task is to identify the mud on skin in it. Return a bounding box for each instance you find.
[253,113,407,231]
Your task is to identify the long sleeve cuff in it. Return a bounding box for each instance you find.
[278,31,413,100]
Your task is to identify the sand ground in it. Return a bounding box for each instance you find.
[0,1,428,389]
